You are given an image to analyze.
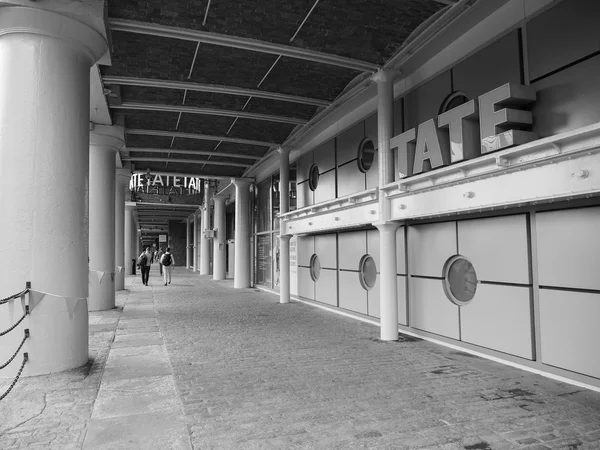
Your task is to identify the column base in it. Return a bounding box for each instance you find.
[88,271,115,311]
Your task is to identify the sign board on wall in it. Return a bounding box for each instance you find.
[130,174,203,195]
[159,235,167,243]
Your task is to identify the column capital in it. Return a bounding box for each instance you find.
[0,5,107,64]
[371,69,399,85]
[372,221,401,232]
[212,194,229,204]
[90,125,125,151]
[276,146,290,155]
[231,177,254,188]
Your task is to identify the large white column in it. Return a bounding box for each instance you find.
[0,6,107,376]
[200,182,212,275]
[278,147,291,304]
[89,126,125,311]
[114,169,129,291]
[212,194,228,280]
[232,178,253,288]
[374,69,399,341]
[193,211,199,272]
[186,217,191,268]
[125,202,136,275]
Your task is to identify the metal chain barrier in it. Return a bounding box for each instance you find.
[0,283,30,401]
[0,353,28,401]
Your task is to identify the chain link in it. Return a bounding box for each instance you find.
[0,288,29,305]
[0,310,27,337]
[0,330,29,370]
[0,353,28,401]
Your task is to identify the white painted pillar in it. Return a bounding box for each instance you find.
[125,203,136,275]
[200,182,212,275]
[137,229,142,256]
[374,69,399,341]
[212,195,228,280]
[278,147,291,304]
[115,169,129,291]
[193,211,199,272]
[232,178,253,288]
[89,126,125,311]
[0,6,107,376]
[186,217,191,269]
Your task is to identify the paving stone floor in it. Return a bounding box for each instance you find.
[1,265,600,449]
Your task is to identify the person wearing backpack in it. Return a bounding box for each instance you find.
[156,247,164,275]
[137,246,153,286]
[160,247,175,286]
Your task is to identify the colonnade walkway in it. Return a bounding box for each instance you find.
[2,265,600,450]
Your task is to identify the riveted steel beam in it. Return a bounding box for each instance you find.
[126,129,277,147]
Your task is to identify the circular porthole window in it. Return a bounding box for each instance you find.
[357,138,375,173]
[359,254,377,290]
[442,255,478,305]
[309,254,321,281]
[308,164,320,191]
[439,91,469,115]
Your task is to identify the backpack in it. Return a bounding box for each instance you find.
[137,254,147,266]
[162,254,172,266]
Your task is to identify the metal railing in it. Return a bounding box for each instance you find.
[0,282,30,401]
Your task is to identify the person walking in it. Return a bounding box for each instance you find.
[137,246,153,286]
[160,247,175,286]
[156,246,164,276]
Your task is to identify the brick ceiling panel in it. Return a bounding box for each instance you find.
[199,154,251,164]
[245,98,318,121]
[125,134,173,149]
[171,138,221,151]
[109,0,311,44]
[259,57,362,102]
[228,118,295,144]
[217,142,269,157]
[101,32,197,80]
[294,0,446,64]
[123,110,180,131]
[177,113,235,135]
[189,44,279,89]
[184,91,249,110]
[121,85,185,105]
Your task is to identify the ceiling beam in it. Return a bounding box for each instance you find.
[126,147,261,161]
[125,156,251,168]
[126,129,277,148]
[431,0,458,5]
[102,76,330,108]
[109,19,380,73]
[114,102,308,126]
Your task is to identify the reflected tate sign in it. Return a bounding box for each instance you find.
[390,82,537,178]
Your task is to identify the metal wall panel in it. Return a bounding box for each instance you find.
[338,230,367,271]
[365,151,379,190]
[539,289,600,379]
[314,234,337,269]
[297,151,313,184]
[458,215,530,284]
[393,98,403,136]
[397,226,407,275]
[366,229,380,270]
[337,161,366,198]
[453,30,521,100]
[313,139,336,173]
[296,180,313,209]
[298,266,315,300]
[536,207,600,290]
[314,169,336,204]
[367,277,380,318]
[337,122,364,166]
[408,222,457,278]
[461,284,533,359]
[398,275,407,325]
[315,268,338,306]
[404,70,452,130]
[532,55,600,138]
[339,270,368,314]
[296,235,315,267]
[409,277,459,339]
[364,113,380,189]
[527,0,600,81]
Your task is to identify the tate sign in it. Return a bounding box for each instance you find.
[390,83,537,178]
[130,174,203,195]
